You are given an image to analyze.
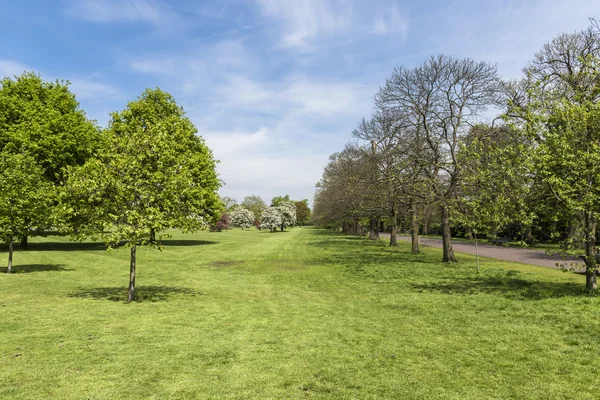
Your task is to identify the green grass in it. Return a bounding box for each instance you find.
[1,228,599,399]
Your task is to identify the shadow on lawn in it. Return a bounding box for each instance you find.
[412,270,587,301]
[67,285,200,303]
[159,240,218,247]
[1,264,72,274]
[0,240,218,252]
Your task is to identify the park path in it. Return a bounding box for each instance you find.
[378,233,584,270]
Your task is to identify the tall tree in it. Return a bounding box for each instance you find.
[295,200,311,226]
[376,55,500,262]
[66,88,221,301]
[0,153,54,273]
[0,72,99,246]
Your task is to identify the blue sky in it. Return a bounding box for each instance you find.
[2,0,600,205]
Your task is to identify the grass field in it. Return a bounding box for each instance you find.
[1,228,599,399]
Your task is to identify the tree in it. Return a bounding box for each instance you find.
[271,195,291,207]
[0,153,54,273]
[277,201,297,231]
[220,196,238,211]
[0,72,99,247]
[376,55,500,262]
[65,88,221,302]
[241,195,267,221]
[295,200,311,226]
[260,207,282,232]
[506,22,600,291]
[230,207,255,229]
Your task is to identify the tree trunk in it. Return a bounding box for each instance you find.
[128,245,137,302]
[150,229,156,243]
[466,227,474,241]
[369,217,379,240]
[7,236,13,274]
[422,219,428,235]
[523,225,533,244]
[441,205,457,263]
[20,235,28,249]
[389,207,398,246]
[411,208,419,254]
[584,212,597,291]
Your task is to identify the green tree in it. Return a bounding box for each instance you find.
[220,196,238,211]
[66,88,221,301]
[0,72,99,246]
[0,153,54,273]
[295,200,311,226]
[241,195,267,221]
[271,195,291,207]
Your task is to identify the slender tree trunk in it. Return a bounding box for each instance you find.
[369,217,379,240]
[20,235,28,249]
[150,229,156,243]
[7,236,14,274]
[584,212,597,291]
[422,219,428,235]
[411,207,420,254]
[466,227,474,241]
[389,207,398,246]
[522,225,533,244]
[441,205,457,263]
[128,245,137,302]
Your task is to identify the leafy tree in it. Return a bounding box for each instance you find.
[295,200,311,226]
[229,207,255,229]
[271,195,291,207]
[260,207,282,232]
[66,88,221,301]
[277,201,297,231]
[210,212,230,232]
[0,72,99,246]
[0,153,54,273]
[220,196,238,211]
[241,195,267,221]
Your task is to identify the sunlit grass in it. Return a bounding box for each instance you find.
[1,228,598,399]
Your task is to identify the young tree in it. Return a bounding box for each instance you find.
[0,153,54,273]
[229,207,255,229]
[260,207,283,232]
[220,196,238,211]
[66,88,221,301]
[0,72,99,247]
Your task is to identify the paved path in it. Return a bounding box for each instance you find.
[379,233,583,270]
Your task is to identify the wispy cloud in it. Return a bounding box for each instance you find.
[63,0,165,23]
[0,60,32,77]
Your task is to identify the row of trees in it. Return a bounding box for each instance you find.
[313,20,600,291]
[1,73,221,301]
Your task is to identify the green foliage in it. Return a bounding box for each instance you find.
[0,72,99,183]
[0,153,54,242]
[295,199,311,225]
[271,194,291,207]
[241,195,266,220]
[65,88,221,247]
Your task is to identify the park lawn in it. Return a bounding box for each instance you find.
[1,228,599,399]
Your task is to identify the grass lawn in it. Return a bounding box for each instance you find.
[1,228,599,399]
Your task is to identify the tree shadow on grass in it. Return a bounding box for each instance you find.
[0,264,72,274]
[67,285,201,303]
[412,270,587,301]
[159,240,218,247]
[0,242,110,252]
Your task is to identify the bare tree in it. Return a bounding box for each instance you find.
[376,55,500,262]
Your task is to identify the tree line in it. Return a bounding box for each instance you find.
[1,73,221,301]
[217,194,311,232]
[312,20,600,291]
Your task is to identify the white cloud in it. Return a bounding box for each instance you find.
[64,0,164,23]
[0,60,32,77]
[254,0,409,50]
